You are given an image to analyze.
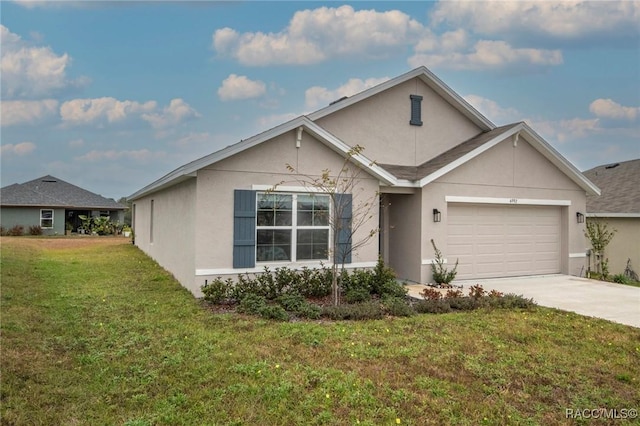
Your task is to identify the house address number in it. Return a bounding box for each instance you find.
[509,198,518,204]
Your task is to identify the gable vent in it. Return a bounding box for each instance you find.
[410,94,423,126]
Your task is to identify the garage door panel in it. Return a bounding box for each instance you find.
[447,204,561,279]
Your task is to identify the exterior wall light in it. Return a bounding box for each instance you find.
[433,209,441,223]
[576,212,585,223]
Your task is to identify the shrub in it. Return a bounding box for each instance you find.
[468,284,486,299]
[0,226,6,236]
[277,292,307,312]
[488,294,536,309]
[448,296,482,311]
[430,239,458,285]
[371,257,405,297]
[414,299,452,314]
[445,289,464,298]
[296,303,322,320]
[420,287,442,301]
[322,302,384,320]
[258,305,290,321]
[294,266,332,298]
[28,225,43,235]
[237,294,267,315]
[488,289,503,298]
[202,278,232,304]
[6,225,24,236]
[230,274,263,302]
[612,274,630,285]
[383,296,414,317]
[344,287,371,303]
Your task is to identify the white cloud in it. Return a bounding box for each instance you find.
[60,97,157,126]
[217,74,267,101]
[1,141,36,156]
[141,98,200,129]
[74,149,166,162]
[430,1,639,43]
[1,99,58,126]
[68,138,84,148]
[212,5,424,66]
[530,117,601,143]
[409,39,562,71]
[589,99,639,121]
[463,95,521,124]
[305,76,389,109]
[1,25,87,99]
[256,112,300,129]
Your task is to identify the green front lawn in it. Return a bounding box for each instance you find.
[2,237,639,425]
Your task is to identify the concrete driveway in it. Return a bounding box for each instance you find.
[408,274,640,328]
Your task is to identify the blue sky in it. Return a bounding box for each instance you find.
[1,1,639,200]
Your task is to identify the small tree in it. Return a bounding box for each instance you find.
[585,219,616,276]
[280,145,379,306]
[430,239,458,286]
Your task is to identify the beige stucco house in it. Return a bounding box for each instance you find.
[129,67,600,296]
[583,159,640,277]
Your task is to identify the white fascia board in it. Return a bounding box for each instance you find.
[419,124,523,187]
[519,123,600,196]
[445,196,571,206]
[308,66,494,131]
[586,212,640,218]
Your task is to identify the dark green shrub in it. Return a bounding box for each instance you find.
[0,226,6,236]
[230,274,262,302]
[448,296,482,311]
[255,267,282,300]
[414,299,452,314]
[322,301,384,320]
[344,287,371,303]
[277,292,306,312]
[612,274,630,285]
[28,225,43,235]
[371,257,404,297]
[383,297,414,317]
[294,266,332,297]
[201,278,232,304]
[488,294,536,309]
[258,305,290,321]
[296,303,322,320]
[237,294,267,315]
[430,239,458,285]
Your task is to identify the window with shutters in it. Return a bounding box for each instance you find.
[256,192,330,262]
[410,94,423,126]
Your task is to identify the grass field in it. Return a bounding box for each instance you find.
[1,237,639,425]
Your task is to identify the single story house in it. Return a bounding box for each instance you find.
[129,66,600,297]
[583,159,640,276]
[1,175,126,235]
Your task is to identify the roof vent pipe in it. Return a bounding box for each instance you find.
[296,126,303,148]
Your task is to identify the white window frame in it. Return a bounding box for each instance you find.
[255,192,331,264]
[40,209,54,229]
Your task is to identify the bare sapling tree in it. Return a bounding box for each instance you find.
[585,219,616,276]
[276,144,380,306]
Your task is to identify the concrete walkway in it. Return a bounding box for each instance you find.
[406,275,640,328]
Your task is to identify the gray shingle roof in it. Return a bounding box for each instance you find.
[379,123,521,181]
[583,159,640,214]
[1,175,126,210]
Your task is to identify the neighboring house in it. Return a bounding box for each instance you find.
[1,175,126,235]
[129,67,599,297]
[583,159,640,276]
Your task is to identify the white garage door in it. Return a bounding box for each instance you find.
[447,204,561,279]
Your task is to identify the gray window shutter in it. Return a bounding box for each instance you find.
[233,189,256,268]
[410,94,423,126]
[335,193,352,264]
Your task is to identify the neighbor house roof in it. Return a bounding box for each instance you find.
[1,175,126,210]
[583,159,640,216]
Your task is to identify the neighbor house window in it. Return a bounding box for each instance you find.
[256,193,329,262]
[40,209,53,228]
